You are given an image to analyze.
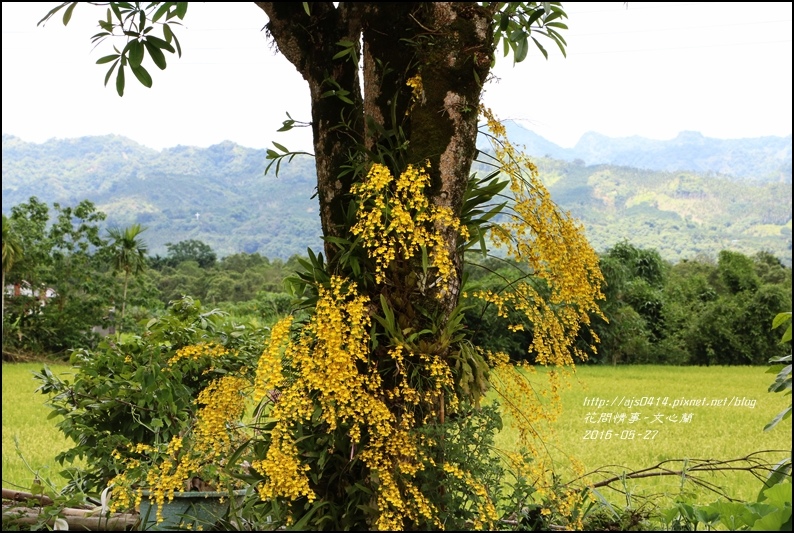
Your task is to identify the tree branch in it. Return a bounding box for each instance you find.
[575,450,792,502]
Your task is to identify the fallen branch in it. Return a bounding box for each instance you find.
[574,450,792,502]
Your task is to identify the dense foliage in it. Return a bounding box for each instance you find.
[465,242,791,366]
[1,197,299,358]
[3,198,128,354]
[4,197,791,368]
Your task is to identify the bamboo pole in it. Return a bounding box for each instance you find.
[3,505,138,531]
[2,488,56,506]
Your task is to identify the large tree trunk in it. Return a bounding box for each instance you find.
[256,2,365,259]
[252,5,501,525]
[257,2,493,315]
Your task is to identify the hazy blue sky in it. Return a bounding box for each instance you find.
[2,2,791,151]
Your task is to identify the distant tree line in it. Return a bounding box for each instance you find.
[2,198,298,357]
[3,197,791,365]
[464,241,792,366]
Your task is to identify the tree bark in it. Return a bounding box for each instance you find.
[119,270,129,337]
[257,2,493,315]
[257,2,364,261]
[252,3,499,522]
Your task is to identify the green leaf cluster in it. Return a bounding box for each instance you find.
[491,2,568,63]
[38,2,188,96]
[662,480,792,531]
[765,312,792,431]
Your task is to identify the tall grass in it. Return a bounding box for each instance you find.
[493,365,792,510]
[2,362,79,491]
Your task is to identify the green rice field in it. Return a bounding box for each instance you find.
[3,362,791,515]
[2,362,84,492]
[493,365,792,510]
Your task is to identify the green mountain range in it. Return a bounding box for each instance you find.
[2,129,791,265]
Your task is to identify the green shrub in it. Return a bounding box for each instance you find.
[33,296,266,496]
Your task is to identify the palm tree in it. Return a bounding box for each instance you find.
[2,214,24,324]
[107,224,148,336]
